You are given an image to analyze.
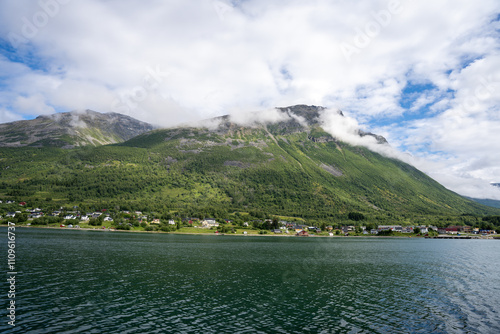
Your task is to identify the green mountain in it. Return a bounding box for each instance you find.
[0,105,498,223]
[0,110,154,148]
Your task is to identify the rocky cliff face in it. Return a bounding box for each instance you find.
[0,110,154,148]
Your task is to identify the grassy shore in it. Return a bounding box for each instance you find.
[5,224,497,239]
[2,222,435,238]
[5,221,496,238]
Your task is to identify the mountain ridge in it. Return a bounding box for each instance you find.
[127,104,388,147]
[0,110,154,148]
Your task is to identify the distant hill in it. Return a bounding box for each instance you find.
[467,197,500,209]
[0,110,154,148]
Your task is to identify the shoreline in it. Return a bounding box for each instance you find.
[1,224,407,237]
[3,224,496,239]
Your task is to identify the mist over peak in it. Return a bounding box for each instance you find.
[180,104,391,155]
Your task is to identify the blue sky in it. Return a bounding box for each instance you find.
[1,0,500,199]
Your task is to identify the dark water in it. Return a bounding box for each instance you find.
[1,228,500,333]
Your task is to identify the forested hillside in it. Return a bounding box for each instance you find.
[1,106,498,227]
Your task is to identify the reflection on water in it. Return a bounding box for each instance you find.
[1,228,499,333]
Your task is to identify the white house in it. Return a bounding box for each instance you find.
[201,219,219,228]
[168,219,176,225]
[104,217,113,222]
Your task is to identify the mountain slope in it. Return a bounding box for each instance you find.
[118,105,494,217]
[0,110,154,148]
[1,105,497,223]
[467,197,500,209]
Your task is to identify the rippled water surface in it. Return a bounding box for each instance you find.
[1,228,500,333]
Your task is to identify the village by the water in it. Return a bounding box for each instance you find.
[1,199,498,239]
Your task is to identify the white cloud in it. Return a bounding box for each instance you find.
[319,109,414,164]
[13,94,55,115]
[229,108,289,127]
[0,109,21,124]
[0,0,499,199]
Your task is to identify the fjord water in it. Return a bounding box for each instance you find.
[2,228,499,333]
